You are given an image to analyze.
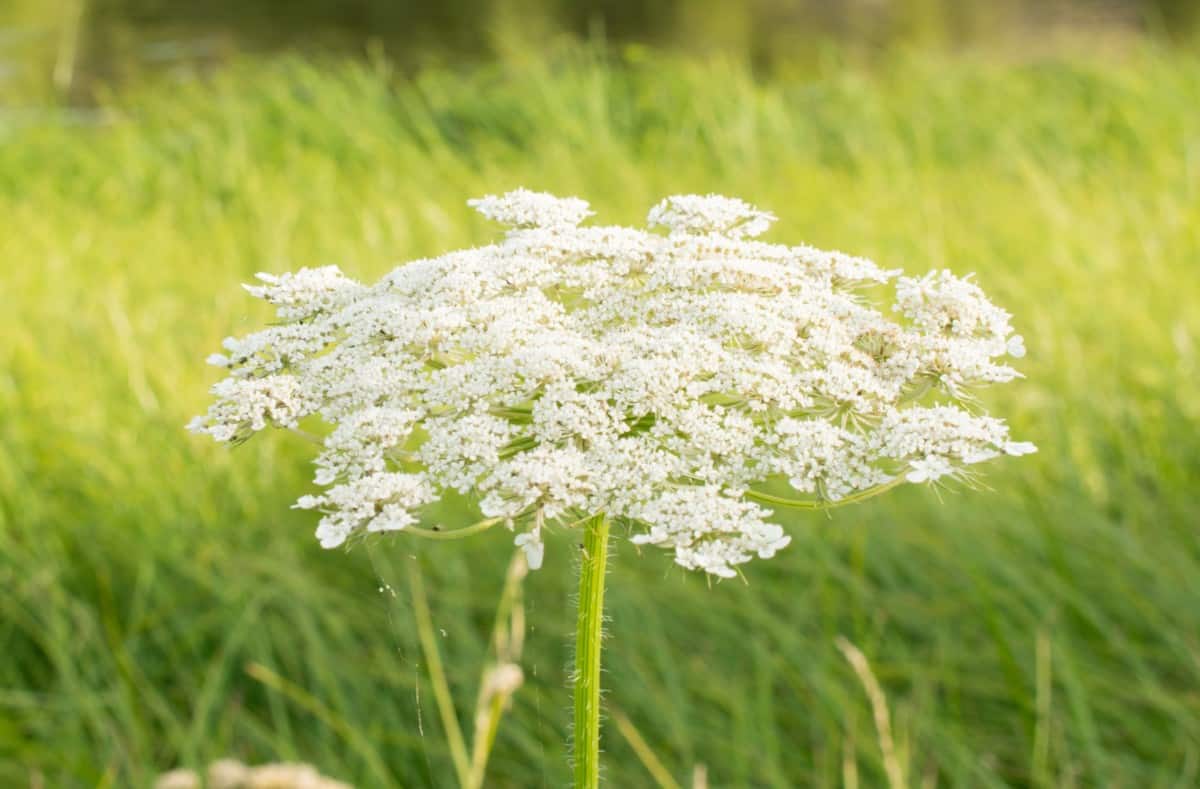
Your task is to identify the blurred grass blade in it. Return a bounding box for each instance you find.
[611,706,682,789]
[407,558,473,787]
[836,637,906,789]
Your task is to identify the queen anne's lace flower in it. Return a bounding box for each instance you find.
[191,190,1034,577]
[468,188,593,229]
[648,194,777,238]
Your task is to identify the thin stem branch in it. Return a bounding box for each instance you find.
[743,477,904,511]
[404,517,504,541]
[574,514,611,789]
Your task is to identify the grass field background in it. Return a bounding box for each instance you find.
[2,42,1199,787]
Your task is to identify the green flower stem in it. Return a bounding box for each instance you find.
[574,514,611,789]
[744,477,904,511]
[404,517,504,540]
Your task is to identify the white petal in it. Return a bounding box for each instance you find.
[1005,441,1038,456]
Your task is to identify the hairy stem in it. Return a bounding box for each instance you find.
[574,514,611,788]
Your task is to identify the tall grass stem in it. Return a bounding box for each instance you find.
[409,560,472,787]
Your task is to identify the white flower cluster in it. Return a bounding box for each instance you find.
[191,190,1034,578]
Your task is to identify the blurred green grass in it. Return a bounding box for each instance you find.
[2,44,1199,787]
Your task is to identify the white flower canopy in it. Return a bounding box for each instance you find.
[191,190,1034,578]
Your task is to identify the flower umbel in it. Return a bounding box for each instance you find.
[191,189,1034,578]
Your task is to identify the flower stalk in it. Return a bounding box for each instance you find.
[574,514,611,788]
[192,188,1037,781]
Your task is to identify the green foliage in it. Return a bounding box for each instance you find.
[2,45,1199,787]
